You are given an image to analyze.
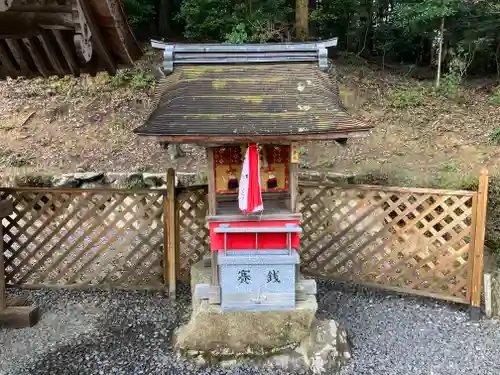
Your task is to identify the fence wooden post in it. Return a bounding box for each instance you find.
[0,223,5,312]
[470,168,488,319]
[0,199,39,328]
[165,168,177,300]
[0,199,12,312]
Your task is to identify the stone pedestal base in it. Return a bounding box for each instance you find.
[176,259,351,374]
[176,295,318,355]
[174,298,350,374]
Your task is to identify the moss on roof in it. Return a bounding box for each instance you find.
[135,63,371,138]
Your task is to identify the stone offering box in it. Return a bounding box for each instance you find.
[218,249,300,311]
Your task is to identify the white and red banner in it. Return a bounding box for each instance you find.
[238,143,264,214]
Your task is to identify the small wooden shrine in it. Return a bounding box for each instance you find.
[135,38,373,312]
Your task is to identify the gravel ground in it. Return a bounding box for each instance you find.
[1,281,500,375]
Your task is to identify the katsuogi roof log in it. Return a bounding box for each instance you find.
[134,39,372,143]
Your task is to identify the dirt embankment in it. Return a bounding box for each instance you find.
[1,52,499,186]
[0,49,205,176]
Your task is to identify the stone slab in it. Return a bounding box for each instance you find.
[174,295,318,355]
[194,284,221,304]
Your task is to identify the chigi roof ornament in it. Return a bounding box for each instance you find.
[150,38,339,74]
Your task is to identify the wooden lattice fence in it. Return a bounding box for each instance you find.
[297,183,479,303]
[1,170,488,307]
[176,186,209,280]
[1,188,166,290]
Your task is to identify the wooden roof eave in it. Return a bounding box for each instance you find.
[141,130,372,146]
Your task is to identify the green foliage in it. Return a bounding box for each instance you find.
[439,71,463,100]
[176,0,232,41]
[195,170,208,184]
[433,162,477,190]
[486,176,500,256]
[177,0,293,42]
[110,69,155,91]
[309,0,354,39]
[225,23,249,44]
[131,71,156,91]
[125,176,148,189]
[438,44,477,100]
[388,87,426,108]
[392,0,464,35]
[0,149,33,168]
[118,0,500,78]
[46,76,76,95]
[309,0,500,77]
[488,89,500,107]
[489,128,500,145]
[123,0,156,28]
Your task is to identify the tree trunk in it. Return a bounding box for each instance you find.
[366,0,374,54]
[495,41,500,78]
[159,0,171,38]
[435,16,445,88]
[358,0,374,57]
[421,37,432,66]
[295,0,309,41]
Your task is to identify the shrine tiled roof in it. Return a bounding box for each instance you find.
[133,40,373,142]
